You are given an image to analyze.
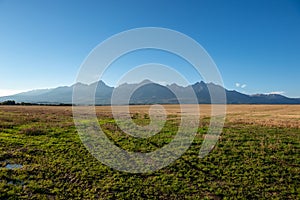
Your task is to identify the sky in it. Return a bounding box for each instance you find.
[0,0,300,97]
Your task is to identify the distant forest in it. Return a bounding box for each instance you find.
[0,100,72,106]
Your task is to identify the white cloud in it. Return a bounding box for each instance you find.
[235,83,246,88]
[267,91,285,95]
[0,89,26,97]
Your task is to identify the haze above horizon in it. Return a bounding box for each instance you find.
[1,0,300,97]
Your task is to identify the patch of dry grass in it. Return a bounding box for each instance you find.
[0,104,299,128]
[95,104,300,128]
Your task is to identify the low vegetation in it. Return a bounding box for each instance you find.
[0,105,299,199]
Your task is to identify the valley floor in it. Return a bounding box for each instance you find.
[0,105,299,199]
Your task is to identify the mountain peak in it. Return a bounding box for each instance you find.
[139,79,154,85]
[72,82,88,87]
[89,80,108,87]
[167,83,180,87]
[192,81,206,86]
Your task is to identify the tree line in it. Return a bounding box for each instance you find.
[0,100,72,106]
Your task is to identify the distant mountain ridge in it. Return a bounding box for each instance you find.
[1,80,300,104]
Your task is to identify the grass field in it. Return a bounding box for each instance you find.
[0,105,299,199]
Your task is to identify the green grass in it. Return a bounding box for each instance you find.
[0,108,299,199]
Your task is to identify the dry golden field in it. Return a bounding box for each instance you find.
[0,104,299,128]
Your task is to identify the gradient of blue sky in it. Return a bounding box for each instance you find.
[0,0,299,97]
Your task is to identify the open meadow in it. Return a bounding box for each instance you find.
[0,105,299,199]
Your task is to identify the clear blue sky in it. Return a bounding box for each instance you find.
[0,0,299,97]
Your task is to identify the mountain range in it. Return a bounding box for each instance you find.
[1,80,299,104]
